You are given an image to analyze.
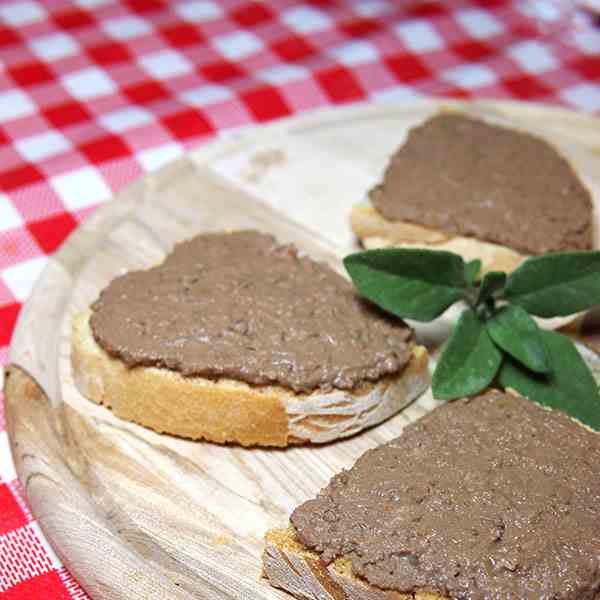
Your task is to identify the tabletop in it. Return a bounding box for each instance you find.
[0,1,599,598]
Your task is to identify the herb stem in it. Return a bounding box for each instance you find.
[464,287,479,310]
[344,246,600,431]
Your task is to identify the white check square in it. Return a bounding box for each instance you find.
[180,85,232,106]
[176,1,222,22]
[330,40,378,66]
[29,32,78,61]
[75,0,112,6]
[2,256,47,302]
[62,67,117,100]
[443,64,497,89]
[456,9,503,39]
[0,90,35,123]
[374,85,423,103]
[562,84,600,113]
[508,41,557,74]
[99,107,152,132]
[137,143,183,172]
[572,30,600,56]
[101,15,152,40]
[281,6,331,33]
[213,31,262,60]
[0,199,22,232]
[395,20,443,52]
[51,167,112,211]
[0,432,17,482]
[15,131,71,162]
[0,1,45,26]
[258,64,307,85]
[355,1,390,17]
[139,50,193,80]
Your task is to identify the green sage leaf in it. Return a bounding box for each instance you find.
[465,259,482,285]
[504,252,600,317]
[497,330,600,431]
[477,271,506,306]
[344,248,467,322]
[432,309,503,400]
[487,305,550,374]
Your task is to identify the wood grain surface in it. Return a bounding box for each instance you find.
[5,101,600,599]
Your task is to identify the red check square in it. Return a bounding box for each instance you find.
[572,56,600,80]
[126,0,164,13]
[386,53,430,83]
[0,26,20,48]
[162,109,213,140]
[453,41,496,61]
[27,213,78,254]
[88,42,132,66]
[161,24,204,47]
[201,60,245,83]
[44,101,92,128]
[0,484,27,534]
[271,35,315,62]
[408,2,448,17]
[316,66,365,103]
[79,136,131,165]
[124,81,170,105]
[341,17,380,38]
[0,165,45,193]
[503,74,552,99]
[53,9,95,31]
[9,62,55,88]
[2,571,66,600]
[242,86,291,121]
[232,2,274,27]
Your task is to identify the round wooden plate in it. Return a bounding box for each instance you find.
[5,100,600,599]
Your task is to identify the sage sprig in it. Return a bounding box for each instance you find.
[344,248,466,321]
[344,249,600,431]
[432,309,502,400]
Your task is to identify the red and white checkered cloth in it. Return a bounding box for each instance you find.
[0,0,598,597]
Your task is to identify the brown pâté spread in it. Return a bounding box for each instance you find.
[370,113,593,255]
[291,392,600,599]
[90,230,414,393]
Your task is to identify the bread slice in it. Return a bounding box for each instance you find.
[263,393,600,598]
[351,112,594,275]
[263,526,445,600]
[71,310,429,447]
[351,203,525,275]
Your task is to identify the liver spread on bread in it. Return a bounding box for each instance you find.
[291,392,600,599]
[370,113,593,255]
[90,230,413,393]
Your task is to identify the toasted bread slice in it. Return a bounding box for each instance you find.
[71,310,429,447]
[350,205,586,329]
[351,111,595,275]
[263,526,445,600]
[263,393,600,598]
[351,203,525,275]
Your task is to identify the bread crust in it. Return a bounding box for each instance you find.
[351,204,525,275]
[263,526,446,600]
[71,311,429,447]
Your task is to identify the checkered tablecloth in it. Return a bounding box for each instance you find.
[0,0,598,597]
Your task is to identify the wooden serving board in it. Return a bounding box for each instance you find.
[5,101,600,600]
